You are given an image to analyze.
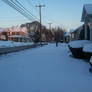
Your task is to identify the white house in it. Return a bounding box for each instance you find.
[81,4,92,41]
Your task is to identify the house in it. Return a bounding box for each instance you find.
[81,4,92,41]
[21,21,41,33]
[70,25,85,41]
[0,26,31,42]
[8,26,30,42]
[65,25,85,43]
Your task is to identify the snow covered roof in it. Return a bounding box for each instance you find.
[21,27,28,33]
[81,4,92,22]
[70,29,74,33]
[65,32,70,37]
[8,35,24,38]
[8,26,28,33]
[8,35,29,38]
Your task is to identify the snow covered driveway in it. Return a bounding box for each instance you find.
[0,43,92,92]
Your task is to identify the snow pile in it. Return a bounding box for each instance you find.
[13,42,33,47]
[83,43,92,53]
[0,41,33,48]
[90,56,92,63]
[69,40,91,48]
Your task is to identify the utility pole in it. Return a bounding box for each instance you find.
[36,4,45,46]
[48,23,52,31]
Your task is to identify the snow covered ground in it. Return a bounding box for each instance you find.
[0,43,92,92]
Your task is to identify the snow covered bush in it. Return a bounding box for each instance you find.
[83,43,92,53]
[68,40,91,59]
[82,43,92,60]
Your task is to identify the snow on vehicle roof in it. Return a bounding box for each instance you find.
[83,43,92,53]
[69,40,91,48]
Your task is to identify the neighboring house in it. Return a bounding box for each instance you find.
[81,4,92,41]
[65,25,85,43]
[70,25,84,41]
[21,21,42,33]
[0,26,31,42]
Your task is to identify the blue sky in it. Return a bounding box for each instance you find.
[0,0,92,30]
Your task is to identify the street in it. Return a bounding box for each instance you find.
[0,43,92,92]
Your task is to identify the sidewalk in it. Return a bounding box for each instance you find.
[0,43,92,92]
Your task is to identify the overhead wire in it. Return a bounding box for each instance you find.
[2,0,39,21]
[2,0,33,21]
[10,0,35,21]
[26,0,38,12]
[14,0,39,20]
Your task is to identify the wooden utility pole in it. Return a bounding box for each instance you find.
[36,4,45,46]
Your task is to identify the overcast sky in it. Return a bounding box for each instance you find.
[0,0,92,30]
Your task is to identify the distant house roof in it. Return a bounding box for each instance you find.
[65,32,71,37]
[81,4,92,22]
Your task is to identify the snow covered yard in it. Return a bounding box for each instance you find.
[0,41,34,48]
[0,43,92,92]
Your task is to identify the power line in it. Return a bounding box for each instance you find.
[26,0,38,12]
[15,0,39,20]
[2,0,34,21]
[10,0,36,21]
[2,0,39,21]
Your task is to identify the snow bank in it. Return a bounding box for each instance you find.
[83,43,92,53]
[0,41,13,48]
[69,40,91,48]
[0,41,33,48]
